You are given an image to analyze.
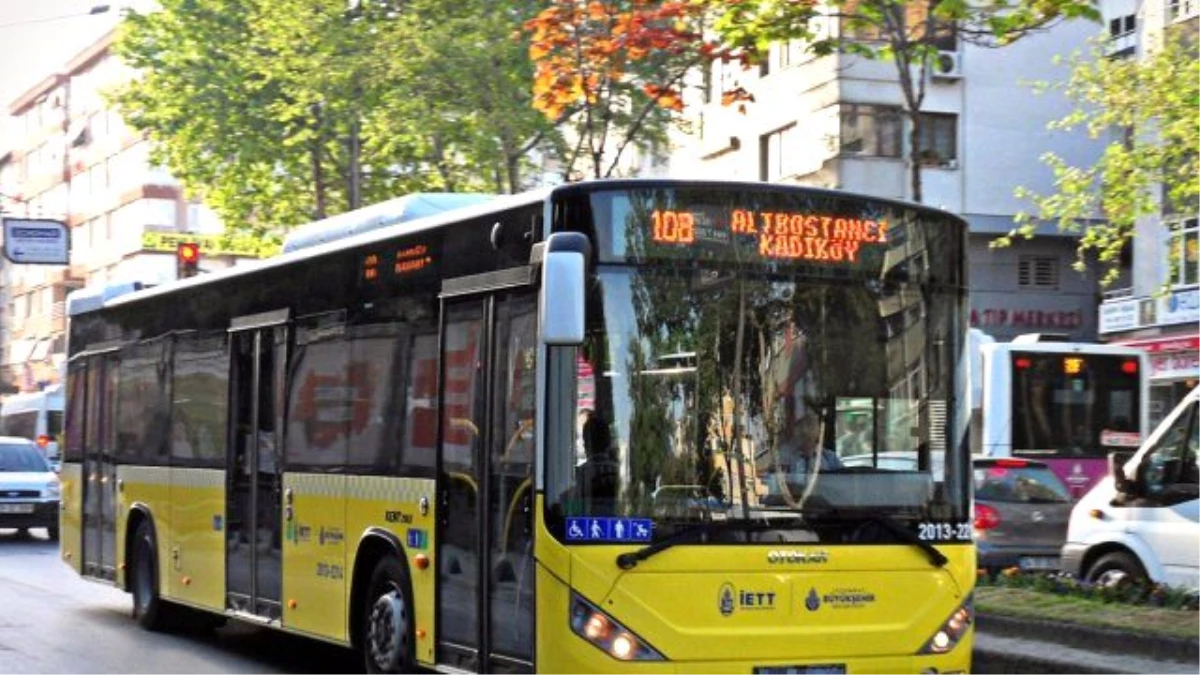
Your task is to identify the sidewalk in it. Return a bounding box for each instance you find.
[973,613,1199,674]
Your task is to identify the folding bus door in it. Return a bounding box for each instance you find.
[226,312,288,621]
[437,286,536,673]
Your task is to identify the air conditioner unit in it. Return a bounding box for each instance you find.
[932,51,962,80]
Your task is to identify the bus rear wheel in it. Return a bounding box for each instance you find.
[362,557,415,674]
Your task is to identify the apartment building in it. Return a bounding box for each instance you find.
[1096,0,1199,426]
[0,29,235,393]
[668,7,1107,345]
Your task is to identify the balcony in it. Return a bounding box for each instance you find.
[1169,0,1198,22]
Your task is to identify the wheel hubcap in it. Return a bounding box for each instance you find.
[1096,568,1129,587]
[367,587,408,672]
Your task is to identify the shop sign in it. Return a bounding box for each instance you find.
[970,308,1084,330]
[1149,350,1200,380]
[1099,298,1138,334]
[1158,288,1200,327]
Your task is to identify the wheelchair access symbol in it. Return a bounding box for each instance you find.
[565,517,654,542]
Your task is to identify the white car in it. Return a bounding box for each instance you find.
[1060,386,1199,589]
[0,436,61,540]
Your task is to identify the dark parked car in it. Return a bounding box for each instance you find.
[973,457,1072,574]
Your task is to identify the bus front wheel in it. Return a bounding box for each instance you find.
[132,519,170,631]
[362,556,416,674]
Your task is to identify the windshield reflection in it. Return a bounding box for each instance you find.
[546,267,967,540]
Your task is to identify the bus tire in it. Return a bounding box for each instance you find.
[362,556,416,674]
[131,519,171,631]
[1086,550,1147,588]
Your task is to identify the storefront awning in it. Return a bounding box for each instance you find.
[1115,336,1200,353]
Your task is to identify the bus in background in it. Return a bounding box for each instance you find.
[977,334,1149,499]
[62,179,974,673]
[0,384,64,468]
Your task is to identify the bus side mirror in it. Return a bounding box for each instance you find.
[1109,451,1136,495]
[539,232,590,346]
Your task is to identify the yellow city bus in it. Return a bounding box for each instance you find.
[61,179,975,673]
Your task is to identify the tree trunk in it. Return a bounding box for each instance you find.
[909,113,923,204]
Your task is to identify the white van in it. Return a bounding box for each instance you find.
[0,385,64,467]
[1061,385,1199,589]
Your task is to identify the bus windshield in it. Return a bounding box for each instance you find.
[1011,351,1142,457]
[546,187,970,541]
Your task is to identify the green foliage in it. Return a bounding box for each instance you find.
[1000,33,1200,287]
[111,0,555,236]
[979,567,1200,611]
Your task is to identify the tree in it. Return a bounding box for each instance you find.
[366,0,557,195]
[112,0,555,235]
[998,32,1200,287]
[702,0,1100,203]
[525,0,724,180]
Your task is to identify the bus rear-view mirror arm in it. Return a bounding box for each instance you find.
[538,232,590,346]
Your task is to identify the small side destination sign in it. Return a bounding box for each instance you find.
[565,517,653,543]
[3,218,69,265]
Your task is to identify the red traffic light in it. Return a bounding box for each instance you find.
[176,242,201,278]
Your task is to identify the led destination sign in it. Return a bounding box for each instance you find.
[648,207,889,264]
[360,240,438,285]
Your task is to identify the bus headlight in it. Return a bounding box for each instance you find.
[570,593,664,661]
[917,596,973,655]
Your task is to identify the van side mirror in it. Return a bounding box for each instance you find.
[539,232,590,346]
[1109,451,1136,495]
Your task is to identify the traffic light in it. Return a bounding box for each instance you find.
[176,242,201,279]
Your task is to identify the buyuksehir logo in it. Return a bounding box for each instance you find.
[718,582,778,617]
[805,588,821,612]
[821,587,877,610]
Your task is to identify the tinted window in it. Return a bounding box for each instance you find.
[286,314,350,470]
[0,443,49,472]
[974,463,1071,503]
[1,411,37,440]
[1010,352,1142,458]
[65,366,86,462]
[47,411,64,437]
[171,333,229,465]
[117,340,171,463]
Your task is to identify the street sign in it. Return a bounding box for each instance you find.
[2,218,69,265]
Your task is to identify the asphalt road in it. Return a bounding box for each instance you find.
[0,528,359,673]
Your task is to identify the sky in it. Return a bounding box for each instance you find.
[0,0,125,111]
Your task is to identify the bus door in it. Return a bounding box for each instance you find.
[80,353,119,582]
[225,313,287,621]
[437,288,537,673]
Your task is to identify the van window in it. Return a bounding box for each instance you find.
[48,410,64,438]
[1141,401,1199,496]
[2,411,37,440]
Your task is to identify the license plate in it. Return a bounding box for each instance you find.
[754,665,846,674]
[1018,556,1059,571]
[0,503,34,514]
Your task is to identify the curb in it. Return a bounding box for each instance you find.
[977,612,1200,663]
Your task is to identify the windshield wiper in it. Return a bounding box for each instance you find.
[807,509,948,568]
[614,515,814,570]
[615,521,719,570]
[867,513,948,568]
